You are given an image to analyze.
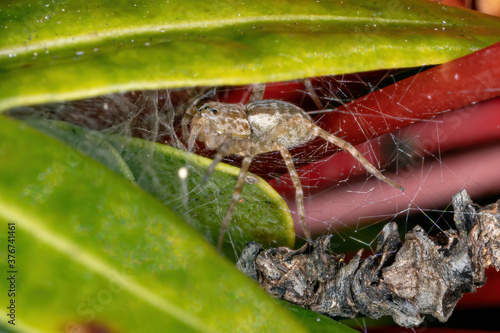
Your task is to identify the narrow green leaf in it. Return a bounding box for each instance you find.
[0,115,304,332]
[282,301,358,333]
[1,0,500,111]
[25,119,295,254]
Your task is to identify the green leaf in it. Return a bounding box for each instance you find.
[282,301,358,333]
[0,115,308,332]
[24,119,295,254]
[1,0,500,111]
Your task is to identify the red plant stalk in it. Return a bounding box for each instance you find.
[269,41,500,226]
[284,139,500,235]
[278,38,499,168]
[272,96,500,194]
[315,41,500,152]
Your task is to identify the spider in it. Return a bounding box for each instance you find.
[182,89,404,251]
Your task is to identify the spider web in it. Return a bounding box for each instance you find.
[8,69,498,252]
[8,68,500,330]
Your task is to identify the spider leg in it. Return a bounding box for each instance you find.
[181,115,192,142]
[187,118,206,152]
[181,106,198,141]
[313,126,405,192]
[201,139,233,185]
[304,78,323,110]
[273,143,312,241]
[248,80,321,108]
[248,83,266,102]
[217,149,255,252]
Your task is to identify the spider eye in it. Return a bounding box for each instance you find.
[211,108,218,115]
[204,105,210,110]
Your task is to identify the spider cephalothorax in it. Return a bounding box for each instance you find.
[188,102,250,154]
[184,97,404,251]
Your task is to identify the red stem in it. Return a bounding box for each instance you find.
[271,96,500,194]
[315,41,500,151]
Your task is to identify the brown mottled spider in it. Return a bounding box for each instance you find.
[182,87,404,251]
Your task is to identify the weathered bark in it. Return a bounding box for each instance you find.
[237,190,500,327]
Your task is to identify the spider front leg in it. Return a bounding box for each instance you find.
[187,117,206,152]
[182,106,199,143]
[217,147,255,251]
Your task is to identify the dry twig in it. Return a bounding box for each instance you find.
[237,190,500,327]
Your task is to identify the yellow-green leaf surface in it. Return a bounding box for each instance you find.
[1,0,500,111]
[25,119,295,255]
[0,116,357,332]
[282,301,358,333]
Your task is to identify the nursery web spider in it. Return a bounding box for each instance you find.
[182,84,404,251]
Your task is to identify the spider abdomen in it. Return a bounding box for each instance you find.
[246,100,315,149]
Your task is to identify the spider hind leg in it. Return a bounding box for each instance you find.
[275,143,312,242]
[313,126,404,192]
